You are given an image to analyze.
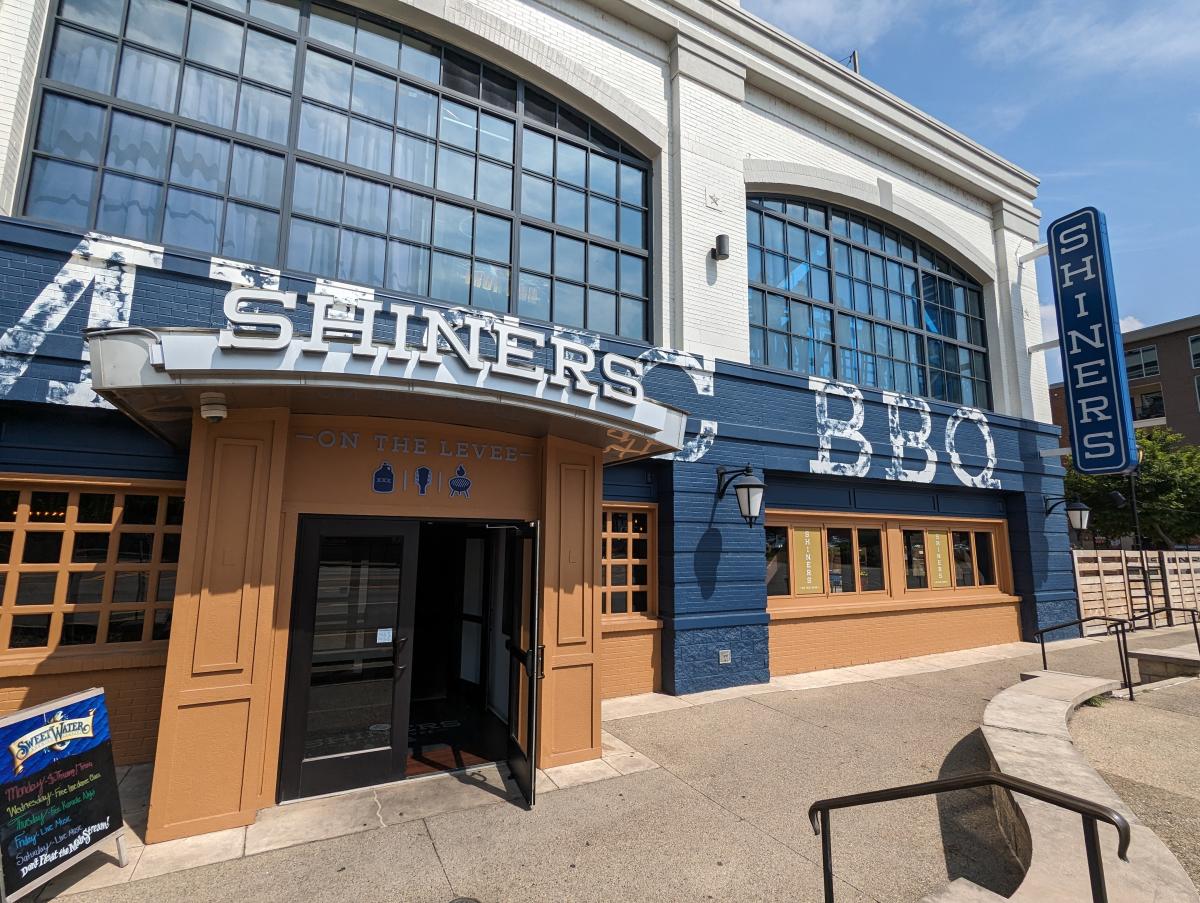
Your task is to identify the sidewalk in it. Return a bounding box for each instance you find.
[45,626,1199,902]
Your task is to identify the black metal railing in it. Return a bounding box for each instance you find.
[808,771,1131,903]
[1033,616,1135,701]
[1127,606,1200,658]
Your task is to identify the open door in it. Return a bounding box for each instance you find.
[505,521,541,807]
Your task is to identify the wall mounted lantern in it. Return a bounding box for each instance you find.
[710,234,730,261]
[1045,496,1090,532]
[717,464,765,527]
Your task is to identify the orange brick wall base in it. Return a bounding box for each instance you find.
[0,667,166,765]
[600,627,660,699]
[769,600,1022,676]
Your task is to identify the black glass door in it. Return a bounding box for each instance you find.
[506,522,541,807]
[280,517,419,801]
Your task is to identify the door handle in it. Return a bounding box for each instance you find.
[394,663,407,677]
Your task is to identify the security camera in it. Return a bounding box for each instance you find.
[199,392,228,424]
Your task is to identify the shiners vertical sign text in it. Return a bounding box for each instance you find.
[1047,207,1137,475]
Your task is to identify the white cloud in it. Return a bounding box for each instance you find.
[962,0,1200,79]
[741,0,928,57]
[1120,315,1146,333]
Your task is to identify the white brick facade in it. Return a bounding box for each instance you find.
[0,0,1050,421]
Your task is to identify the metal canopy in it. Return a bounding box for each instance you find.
[87,328,688,465]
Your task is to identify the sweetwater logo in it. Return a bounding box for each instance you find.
[9,710,96,774]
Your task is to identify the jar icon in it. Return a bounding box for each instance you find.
[372,462,395,493]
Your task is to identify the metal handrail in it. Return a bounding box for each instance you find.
[1126,606,1200,658]
[808,771,1131,903]
[1033,616,1135,701]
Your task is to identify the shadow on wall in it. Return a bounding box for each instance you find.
[695,527,722,600]
[935,729,1024,896]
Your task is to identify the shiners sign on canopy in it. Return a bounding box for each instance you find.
[1047,207,1138,475]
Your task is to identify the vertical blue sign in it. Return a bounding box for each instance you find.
[1047,207,1138,475]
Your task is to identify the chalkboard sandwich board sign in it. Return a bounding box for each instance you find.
[0,689,125,901]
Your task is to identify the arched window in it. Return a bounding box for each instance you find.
[746,197,990,408]
[21,0,652,340]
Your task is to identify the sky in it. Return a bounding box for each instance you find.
[742,0,1200,381]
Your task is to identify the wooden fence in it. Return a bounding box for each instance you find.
[1073,550,1200,632]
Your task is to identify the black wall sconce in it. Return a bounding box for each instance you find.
[1044,496,1090,531]
[717,464,765,527]
[710,234,730,261]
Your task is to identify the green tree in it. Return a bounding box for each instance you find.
[1064,429,1200,546]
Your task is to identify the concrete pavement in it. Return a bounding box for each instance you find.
[46,626,1200,902]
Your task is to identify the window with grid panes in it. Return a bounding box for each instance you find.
[0,484,183,654]
[746,197,992,408]
[1125,345,1159,380]
[22,0,652,340]
[601,505,655,618]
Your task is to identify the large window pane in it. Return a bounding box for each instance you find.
[765,526,790,596]
[243,30,295,90]
[170,129,229,193]
[292,163,342,221]
[435,147,475,197]
[381,135,431,193]
[857,528,884,592]
[618,296,645,341]
[355,19,399,68]
[396,86,438,136]
[126,0,186,53]
[96,172,161,241]
[399,36,440,83]
[522,129,553,175]
[179,66,237,129]
[386,240,429,294]
[588,289,616,334]
[309,4,355,50]
[106,112,170,179]
[952,531,976,587]
[338,229,385,285]
[520,226,552,273]
[25,158,94,228]
[342,176,388,233]
[162,187,221,252]
[249,0,299,30]
[433,201,473,253]
[48,26,117,93]
[554,280,584,328]
[974,532,996,585]
[61,0,123,33]
[223,202,278,263]
[439,99,477,150]
[303,51,351,106]
[351,68,395,121]
[476,160,512,209]
[347,118,392,174]
[472,261,509,311]
[520,174,552,221]
[474,213,510,263]
[429,251,471,303]
[36,94,104,164]
[827,527,855,593]
[554,185,585,231]
[517,271,550,320]
[187,10,243,72]
[298,102,348,161]
[287,217,337,275]
[229,145,283,206]
[389,189,432,242]
[237,84,290,144]
[479,113,513,162]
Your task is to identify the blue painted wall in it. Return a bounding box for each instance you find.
[0,220,1080,696]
